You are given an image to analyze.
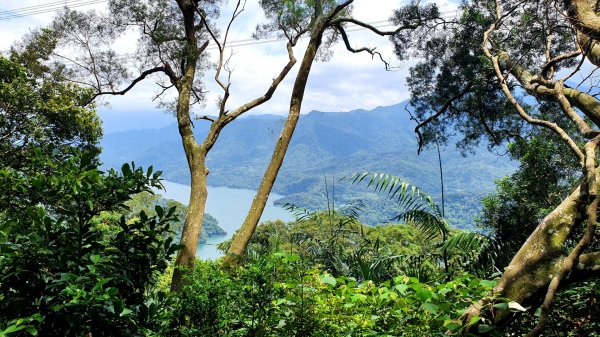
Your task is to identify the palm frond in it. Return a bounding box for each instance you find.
[440,231,500,274]
[339,199,364,221]
[283,203,312,221]
[347,172,443,218]
[393,209,447,239]
[348,172,447,237]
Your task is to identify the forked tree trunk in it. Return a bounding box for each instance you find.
[221,25,325,268]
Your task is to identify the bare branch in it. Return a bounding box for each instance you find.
[151,83,174,102]
[326,0,353,22]
[335,17,418,35]
[85,66,166,105]
[541,49,581,79]
[335,24,395,70]
[195,115,215,122]
[413,83,474,154]
[225,42,297,122]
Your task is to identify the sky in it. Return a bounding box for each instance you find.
[0,0,458,133]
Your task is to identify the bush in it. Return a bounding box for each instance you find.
[0,150,179,336]
[161,253,498,336]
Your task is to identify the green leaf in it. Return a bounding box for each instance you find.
[478,324,495,333]
[415,287,433,301]
[395,284,409,295]
[120,308,133,317]
[492,302,508,311]
[479,280,496,288]
[90,254,101,264]
[155,205,164,218]
[421,302,439,314]
[320,274,337,286]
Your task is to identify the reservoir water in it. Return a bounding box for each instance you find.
[157,181,294,260]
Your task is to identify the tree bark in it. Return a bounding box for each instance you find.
[221,23,326,267]
[170,143,208,291]
[462,184,586,324]
[170,0,207,291]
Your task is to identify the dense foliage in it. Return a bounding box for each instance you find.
[153,254,498,337]
[0,150,179,336]
[0,53,101,172]
[4,0,600,335]
[477,127,582,266]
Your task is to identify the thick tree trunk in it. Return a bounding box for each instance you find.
[494,185,584,306]
[462,184,586,324]
[221,28,325,268]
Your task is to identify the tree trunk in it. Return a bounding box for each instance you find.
[221,27,325,268]
[462,183,586,323]
[169,34,208,289]
[170,145,208,291]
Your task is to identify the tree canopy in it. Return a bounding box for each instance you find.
[0,51,101,171]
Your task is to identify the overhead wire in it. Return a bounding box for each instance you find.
[0,0,459,21]
[1,0,457,61]
[0,0,108,20]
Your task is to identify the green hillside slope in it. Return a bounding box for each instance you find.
[100,102,515,229]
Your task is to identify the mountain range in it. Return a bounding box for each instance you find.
[100,101,515,229]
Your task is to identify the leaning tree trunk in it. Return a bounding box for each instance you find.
[462,184,584,323]
[462,170,600,334]
[221,26,325,268]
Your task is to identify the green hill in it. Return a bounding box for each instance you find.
[100,102,515,229]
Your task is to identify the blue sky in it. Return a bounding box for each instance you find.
[0,0,458,132]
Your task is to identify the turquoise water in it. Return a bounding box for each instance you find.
[158,181,294,260]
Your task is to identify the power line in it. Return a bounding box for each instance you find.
[0,0,459,21]
[0,0,108,20]
[0,0,106,13]
[96,21,432,61]
[47,15,453,65]
[1,1,457,57]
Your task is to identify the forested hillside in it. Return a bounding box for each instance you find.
[101,102,514,228]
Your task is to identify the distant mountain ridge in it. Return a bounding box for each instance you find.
[101,102,515,229]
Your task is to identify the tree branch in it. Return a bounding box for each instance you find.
[226,42,296,121]
[413,83,473,154]
[541,49,581,80]
[335,24,394,70]
[202,41,297,152]
[333,17,438,35]
[85,66,166,105]
[554,80,600,138]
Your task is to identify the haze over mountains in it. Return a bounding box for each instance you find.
[100,101,515,229]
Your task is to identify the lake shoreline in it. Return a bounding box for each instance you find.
[156,180,294,260]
